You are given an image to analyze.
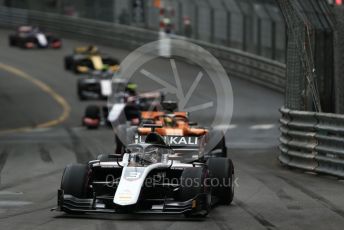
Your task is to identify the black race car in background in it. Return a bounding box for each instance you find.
[77,71,126,100]
[9,26,62,49]
[56,131,234,217]
[64,46,120,74]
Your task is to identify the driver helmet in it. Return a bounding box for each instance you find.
[163,116,174,127]
[125,82,137,96]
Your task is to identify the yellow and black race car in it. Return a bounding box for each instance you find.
[64,45,120,74]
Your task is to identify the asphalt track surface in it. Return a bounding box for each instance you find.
[0,29,344,230]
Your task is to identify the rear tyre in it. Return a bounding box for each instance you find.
[179,167,210,217]
[84,105,101,129]
[207,157,234,205]
[9,35,16,47]
[19,39,27,49]
[213,137,227,158]
[85,105,100,119]
[103,57,119,66]
[73,61,81,74]
[60,164,89,214]
[64,56,73,70]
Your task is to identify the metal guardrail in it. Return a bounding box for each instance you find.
[0,6,286,92]
[279,107,344,178]
[0,7,159,50]
[194,40,286,92]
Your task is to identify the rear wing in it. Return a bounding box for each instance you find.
[74,46,99,54]
[134,134,200,148]
[140,111,189,120]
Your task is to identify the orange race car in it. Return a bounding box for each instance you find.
[114,102,227,159]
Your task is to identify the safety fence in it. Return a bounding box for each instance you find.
[0,6,286,92]
[279,107,344,178]
[2,0,286,63]
[276,0,335,112]
[146,0,286,63]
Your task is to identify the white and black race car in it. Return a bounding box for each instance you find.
[9,26,62,49]
[56,131,234,217]
[77,72,126,101]
[82,90,164,129]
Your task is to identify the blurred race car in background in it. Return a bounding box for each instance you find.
[77,71,126,100]
[64,45,120,74]
[9,26,62,49]
[56,131,234,217]
[82,84,164,129]
[114,101,228,158]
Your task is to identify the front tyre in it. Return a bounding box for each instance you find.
[61,164,89,198]
[60,164,90,214]
[207,157,234,205]
[179,167,210,217]
[77,82,86,101]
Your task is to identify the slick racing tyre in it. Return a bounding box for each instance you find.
[207,157,234,205]
[77,81,86,101]
[85,105,100,119]
[64,56,73,70]
[61,164,89,198]
[60,164,90,214]
[179,167,210,217]
[9,35,16,47]
[84,105,101,129]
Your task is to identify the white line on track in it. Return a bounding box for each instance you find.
[215,124,238,130]
[0,191,23,195]
[0,201,32,207]
[0,62,71,134]
[250,124,276,130]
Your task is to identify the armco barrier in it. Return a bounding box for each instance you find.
[0,6,286,92]
[279,107,344,178]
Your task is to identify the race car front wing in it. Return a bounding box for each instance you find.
[56,189,208,215]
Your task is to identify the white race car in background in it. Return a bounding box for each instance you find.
[9,26,62,49]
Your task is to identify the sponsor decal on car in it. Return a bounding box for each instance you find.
[135,135,199,146]
[100,79,112,96]
[36,33,48,46]
[116,190,134,202]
